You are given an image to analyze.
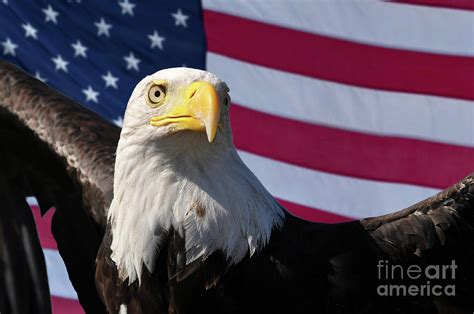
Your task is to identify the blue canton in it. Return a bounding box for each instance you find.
[0,0,206,124]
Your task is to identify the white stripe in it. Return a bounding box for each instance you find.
[208,53,474,147]
[26,196,38,206]
[203,0,474,57]
[43,249,78,300]
[238,150,440,218]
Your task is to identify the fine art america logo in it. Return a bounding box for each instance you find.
[377,260,457,297]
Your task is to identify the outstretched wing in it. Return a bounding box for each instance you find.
[329,174,474,312]
[260,174,474,313]
[361,174,474,261]
[0,61,120,313]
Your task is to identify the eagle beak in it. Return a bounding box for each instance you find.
[150,81,220,143]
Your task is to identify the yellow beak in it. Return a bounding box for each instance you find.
[149,81,220,143]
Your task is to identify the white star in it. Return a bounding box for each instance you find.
[102,71,119,89]
[22,23,38,39]
[112,116,123,127]
[148,30,165,50]
[2,0,8,5]
[118,0,135,16]
[171,9,189,27]
[95,18,112,37]
[123,52,140,71]
[51,55,69,72]
[82,86,99,103]
[1,38,17,56]
[34,71,47,83]
[71,40,87,58]
[42,5,59,24]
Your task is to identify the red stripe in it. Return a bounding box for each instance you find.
[390,0,474,10]
[51,296,84,314]
[31,205,57,249]
[203,10,474,101]
[231,105,474,189]
[277,198,353,223]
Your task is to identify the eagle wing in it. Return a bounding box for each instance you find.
[362,173,474,261]
[0,61,119,313]
[266,174,474,313]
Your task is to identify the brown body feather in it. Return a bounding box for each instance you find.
[1,61,474,313]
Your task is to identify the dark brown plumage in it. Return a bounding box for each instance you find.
[0,61,117,313]
[1,61,474,314]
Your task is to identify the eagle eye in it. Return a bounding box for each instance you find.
[147,84,166,107]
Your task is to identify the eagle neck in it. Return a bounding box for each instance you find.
[108,132,284,284]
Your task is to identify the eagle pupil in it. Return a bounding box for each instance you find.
[154,90,161,98]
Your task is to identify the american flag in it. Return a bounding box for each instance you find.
[1,0,473,313]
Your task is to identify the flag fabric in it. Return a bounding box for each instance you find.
[2,1,474,313]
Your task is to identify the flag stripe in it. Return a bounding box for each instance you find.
[32,205,57,249]
[390,0,474,11]
[51,297,84,314]
[202,1,474,56]
[232,105,474,189]
[276,198,353,223]
[31,203,82,310]
[204,10,474,100]
[238,150,440,218]
[208,53,474,148]
[43,248,79,300]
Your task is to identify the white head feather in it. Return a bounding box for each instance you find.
[108,68,284,284]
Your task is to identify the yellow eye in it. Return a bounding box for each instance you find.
[147,84,166,106]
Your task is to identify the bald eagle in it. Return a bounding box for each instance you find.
[0,61,473,314]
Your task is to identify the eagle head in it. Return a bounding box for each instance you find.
[121,67,231,148]
[109,68,283,284]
